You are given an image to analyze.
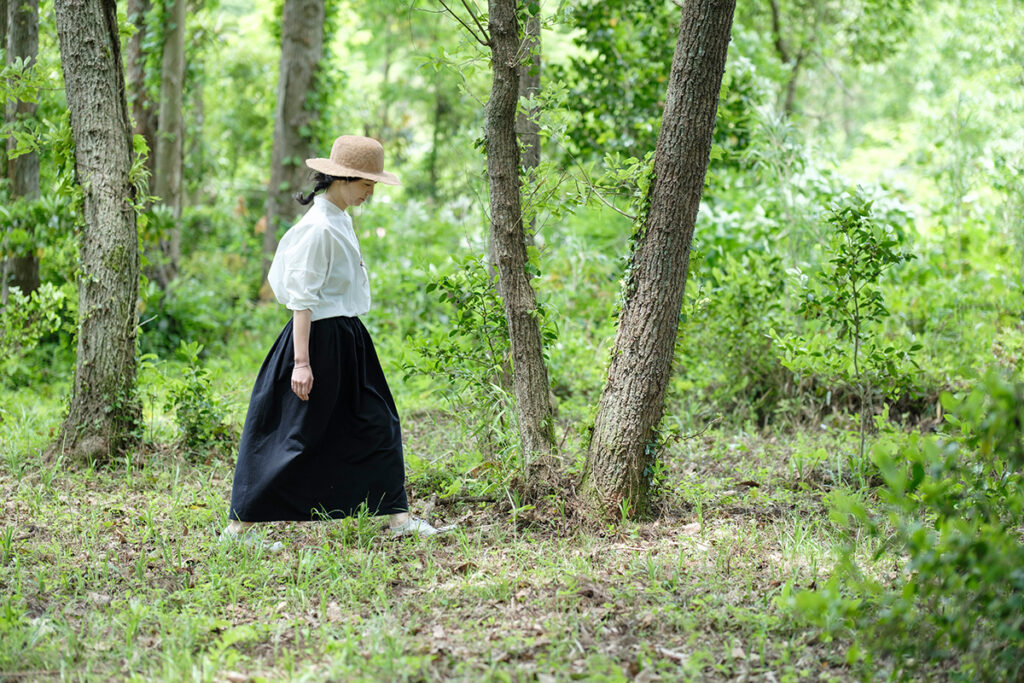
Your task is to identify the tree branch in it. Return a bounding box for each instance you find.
[569,155,638,223]
[437,0,490,47]
[459,0,490,44]
[768,0,790,64]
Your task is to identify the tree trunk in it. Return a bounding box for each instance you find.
[486,0,555,462]
[54,0,142,462]
[4,0,40,299]
[1,0,8,182]
[1,0,7,304]
[581,0,736,519]
[261,0,325,284]
[126,0,157,182]
[517,10,540,239]
[152,0,185,287]
[187,75,205,206]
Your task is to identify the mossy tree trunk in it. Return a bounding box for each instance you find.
[54,0,142,462]
[581,0,736,519]
[261,0,325,284]
[486,0,555,462]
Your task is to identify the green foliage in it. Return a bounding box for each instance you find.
[549,0,676,160]
[774,191,918,447]
[797,191,915,355]
[0,283,73,382]
[162,341,235,461]
[0,56,47,151]
[677,249,792,425]
[0,194,75,265]
[404,254,517,459]
[139,213,261,355]
[791,371,1024,680]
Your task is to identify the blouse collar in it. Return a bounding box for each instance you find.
[314,193,350,222]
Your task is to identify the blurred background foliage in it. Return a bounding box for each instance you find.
[2,0,1023,675]
[0,0,1019,429]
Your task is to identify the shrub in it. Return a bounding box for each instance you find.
[676,248,793,426]
[0,282,73,385]
[774,190,917,453]
[790,370,1024,680]
[403,253,519,462]
[164,341,235,461]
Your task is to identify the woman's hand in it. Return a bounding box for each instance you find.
[291,364,313,401]
[291,309,313,401]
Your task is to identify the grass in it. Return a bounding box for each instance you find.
[0,380,887,682]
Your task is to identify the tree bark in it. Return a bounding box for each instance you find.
[582,0,736,519]
[126,0,157,182]
[261,0,325,284]
[152,0,185,287]
[54,0,142,462]
[1,0,8,181]
[1,0,8,304]
[486,0,555,461]
[517,10,540,239]
[4,0,40,298]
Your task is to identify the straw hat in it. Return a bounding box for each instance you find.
[305,135,400,186]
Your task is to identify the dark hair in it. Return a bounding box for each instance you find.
[295,172,362,205]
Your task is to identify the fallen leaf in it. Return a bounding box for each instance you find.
[657,646,688,663]
[87,592,112,607]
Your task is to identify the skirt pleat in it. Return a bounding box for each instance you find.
[228,316,408,521]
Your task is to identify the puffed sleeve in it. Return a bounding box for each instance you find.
[267,226,332,311]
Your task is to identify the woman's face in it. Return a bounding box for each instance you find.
[331,178,375,208]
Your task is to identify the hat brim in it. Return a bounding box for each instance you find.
[305,158,401,186]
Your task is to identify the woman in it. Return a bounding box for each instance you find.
[223,135,448,545]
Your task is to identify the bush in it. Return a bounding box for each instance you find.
[163,341,235,461]
[790,370,1024,680]
[676,248,793,426]
[403,253,519,461]
[0,282,74,385]
[774,190,918,447]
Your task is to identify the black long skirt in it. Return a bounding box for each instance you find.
[228,316,409,522]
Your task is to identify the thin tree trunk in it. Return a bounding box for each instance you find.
[1,0,8,182]
[486,0,554,461]
[1,0,8,304]
[4,0,40,299]
[582,0,736,519]
[126,0,157,182]
[187,76,204,206]
[261,0,325,284]
[153,0,185,287]
[782,51,803,117]
[768,0,801,116]
[517,11,540,240]
[54,0,142,462]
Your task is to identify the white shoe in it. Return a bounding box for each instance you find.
[219,528,284,552]
[389,517,456,537]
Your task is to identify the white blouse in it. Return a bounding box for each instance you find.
[267,195,371,320]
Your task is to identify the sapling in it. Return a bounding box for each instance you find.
[776,190,916,464]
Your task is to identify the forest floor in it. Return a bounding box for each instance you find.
[0,406,883,682]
